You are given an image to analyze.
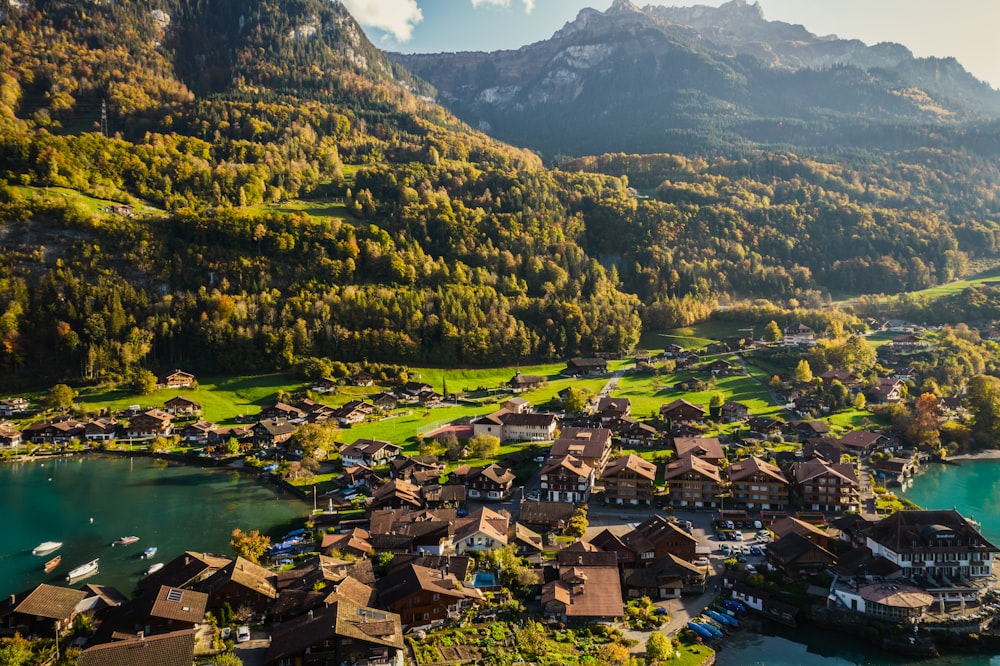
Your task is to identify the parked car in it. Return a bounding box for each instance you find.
[733,531,743,541]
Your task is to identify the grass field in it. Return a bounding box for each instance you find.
[13,185,164,216]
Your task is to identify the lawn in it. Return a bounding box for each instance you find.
[251,198,352,220]
[75,373,304,425]
[12,185,163,216]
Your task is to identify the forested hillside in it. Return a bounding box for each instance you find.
[2,0,1000,392]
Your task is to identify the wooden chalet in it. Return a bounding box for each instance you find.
[508,370,544,392]
[663,455,723,508]
[162,395,201,417]
[127,410,173,438]
[727,456,789,510]
[601,454,657,505]
[659,399,706,424]
[159,369,195,389]
[376,564,482,629]
[542,551,623,625]
[252,418,296,447]
[197,556,278,614]
[465,463,516,501]
[560,357,608,377]
[77,630,196,666]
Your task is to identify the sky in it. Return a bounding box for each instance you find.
[339,0,1000,90]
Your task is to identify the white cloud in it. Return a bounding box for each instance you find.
[470,0,534,13]
[340,0,423,42]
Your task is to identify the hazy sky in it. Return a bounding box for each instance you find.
[340,0,1000,90]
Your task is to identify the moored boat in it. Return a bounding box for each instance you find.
[112,536,139,546]
[142,546,157,559]
[32,541,63,556]
[67,558,99,581]
[44,555,61,573]
[146,562,164,575]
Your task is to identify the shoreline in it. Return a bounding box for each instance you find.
[947,449,1000,461]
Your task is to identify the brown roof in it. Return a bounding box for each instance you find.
[149,586,208,624]
[727,456,787,485]
[791,458,858,487]
[266,601,403,665]
[323,575,377,607]
[542,562,623,619]
[673,436,724,461]
[858,583,933,609]
[454,507,509,546]
[77,630,196,666]
[663,454,722,483]
[13,584,87,620]
[541,454,592,478]
[138,551,231,593]
[377,564,482,609]
[602,454,656,481]
[200,556,278,599]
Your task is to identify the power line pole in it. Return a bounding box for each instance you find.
[101,99,108,137]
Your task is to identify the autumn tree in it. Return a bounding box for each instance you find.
[907,392,941,448]
[967,374,1000,447]
[132,368,158,395]
[794,359,813,383]
[561,386,592,414]
[468,433,500,459]
[294,422,339,461]
[230,528,271,564]
[565,505,589,538]
[763,320,782,342]
[45,383,77,411]
[646,631,672,664]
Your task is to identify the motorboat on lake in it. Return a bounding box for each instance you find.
[146,562,164,575]
[112,536,139,546]
[32,541,63,556]
[44,555,61,573]
[142,546,157,559]
[67,558,99,581]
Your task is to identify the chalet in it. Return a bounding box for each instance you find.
[260,402,306,421]
[508,370,544,392]
[864,510,998,589]
[312,376,338,392]
[747,416,784,439]
[160,369,195,389]
[601,454,656,505]
[766,532,838,577]
[708,358,735,375]
[370,391,399,410]
[465,463,516,501]
[0,421,21,447]
[596,397,631,422]
[453,507,509,553]
[321,529,374,559]
[672,436,725,466]
[400,381,433,398]
[252,419,296,448]
[550,426,613,473]
[178,420,216,444]
[0,397,29,416]
[501,396,531,413]
[264,600,404,666]
[511,523,544,557]
[634,350,653,365]
[627,514,699,562]
[589,530,641,567]
[803,437,848,463]
[663,455,723,508]
[376,564,482,629]
[470,409,557,442]
[783,323,815,345]
[792,420,830,440]
[340,464,386,492]
[872,454,921,486]
[769,516,838,551]
[1,583,88,636]
[616,417,661,447]
[663,344,685,357]
[127,410,173,438]
[830,582,934,624]
[23,418,85,443]
[390,456,445,484]
[83,418,118,442]
[539,455,594,504]
[788,457,859,513]
[890,334,923,349]
[818,370,861,389]
[341,438,401,467]
[727,456,789,510]
[560,357,608,377]
[867,378,906,404]
[198,556,278,614]
[352,371,375,387]
[123,585,209,636]
[624,554,705,600]
[517,501,576,529]
[77,630,196,666]
[542,552,623,625]
[659,399,706,424]
[839,430,891,457]
[369,479,424,511]
[720,401,750,423]
[163,395,201,417]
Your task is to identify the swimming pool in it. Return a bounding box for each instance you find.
[473,571,497,587]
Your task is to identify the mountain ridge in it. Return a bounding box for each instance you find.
[392,0,1000,157]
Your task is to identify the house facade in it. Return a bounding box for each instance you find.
[727,456,789,510]
[663,455,722,508]
[539,455,594,504]
[788,457,859,513]
[601,454,657,505]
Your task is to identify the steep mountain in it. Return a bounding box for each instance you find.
[393,0,1000,157]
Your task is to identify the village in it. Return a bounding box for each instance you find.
[2,320,1000,665]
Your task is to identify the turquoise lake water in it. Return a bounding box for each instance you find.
[1,455,306,598]
[901,459,1000,544]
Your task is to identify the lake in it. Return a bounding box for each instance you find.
[901,458,1000,544]
[1,455,306,598]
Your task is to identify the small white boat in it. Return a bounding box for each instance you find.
[112,536,139,546]
[146,562,164,576]
[67,558,99,581]
[142,547,157,559]
[32,541,63,556]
